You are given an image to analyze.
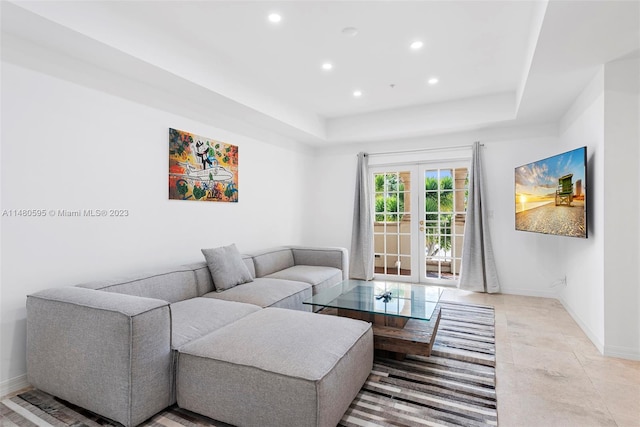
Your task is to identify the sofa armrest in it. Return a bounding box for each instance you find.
[27,287,172,427]
[287,246,349,280]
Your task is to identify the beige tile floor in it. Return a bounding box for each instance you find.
[442,289,640,427]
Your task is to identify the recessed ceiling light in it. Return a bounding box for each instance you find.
[342,27,358,37]
[428,77,439,85]
[410,40,424,50]
[268,13,282,23]
[322,63,333,70]
[353,90,362,98]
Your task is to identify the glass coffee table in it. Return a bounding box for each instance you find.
[303,280,443,358]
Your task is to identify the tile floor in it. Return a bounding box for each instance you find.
[442,289,640,427]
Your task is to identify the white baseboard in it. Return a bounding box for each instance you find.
[0,374,29,398]
[603,345,640,361]
[499,286,559,299]
[558,296,605,354]
[556,296,640,360]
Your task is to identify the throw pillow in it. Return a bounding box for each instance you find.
[201,244,253,292]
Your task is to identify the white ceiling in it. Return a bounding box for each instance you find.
[2,1,639,146]
[130,1,534,118]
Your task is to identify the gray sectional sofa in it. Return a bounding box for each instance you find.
[26,245,374,427]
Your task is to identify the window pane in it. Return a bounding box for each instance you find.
[423,167,468,281]
[373,170,412,277]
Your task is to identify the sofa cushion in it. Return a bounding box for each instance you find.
[77,267,198,303]
[176,308,373,427]
[170,298,261,350]
[250,247,295,277]
[202,278,311,311]
[202,244,253,292]
[265,265,342,294]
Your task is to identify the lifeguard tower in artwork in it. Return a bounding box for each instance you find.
[555,173,574,206]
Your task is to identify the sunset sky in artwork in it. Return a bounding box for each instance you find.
[515,147,585,198]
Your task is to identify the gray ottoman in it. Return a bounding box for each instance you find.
[176,307,373,427]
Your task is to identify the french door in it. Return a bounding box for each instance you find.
[371,163,469,285]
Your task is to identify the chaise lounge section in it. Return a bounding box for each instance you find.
[178,308,373,427]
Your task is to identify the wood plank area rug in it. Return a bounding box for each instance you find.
[1,301,496,427]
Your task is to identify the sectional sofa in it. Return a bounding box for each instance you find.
[26,245,374,427]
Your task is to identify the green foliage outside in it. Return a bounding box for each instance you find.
[425,175,453,257]
[374,174,405,222]
[374,170,467,258]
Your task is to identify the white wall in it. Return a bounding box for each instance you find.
[0,62,312,390]
[557,69,606,351]
[602,57,640,358]
[555,58,640,359]
[482,136,569,297]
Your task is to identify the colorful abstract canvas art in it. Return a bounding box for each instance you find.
[169,128,238,202]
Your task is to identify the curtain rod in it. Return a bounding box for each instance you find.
[365,142,482,157]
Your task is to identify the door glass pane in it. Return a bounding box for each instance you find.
[374,171,411,277]
[423,167,468,281]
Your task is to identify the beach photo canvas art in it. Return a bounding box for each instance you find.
[169,128,239,202]
[515,147,587,238]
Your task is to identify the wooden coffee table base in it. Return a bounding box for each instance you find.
[335,305,442,359]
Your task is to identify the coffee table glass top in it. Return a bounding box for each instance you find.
[303,280,443,321]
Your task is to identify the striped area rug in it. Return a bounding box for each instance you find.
[1,301,496,427]
[341,301,497,427]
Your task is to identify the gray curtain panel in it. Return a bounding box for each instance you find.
[349,152,374,280]
[459,142,500,293]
